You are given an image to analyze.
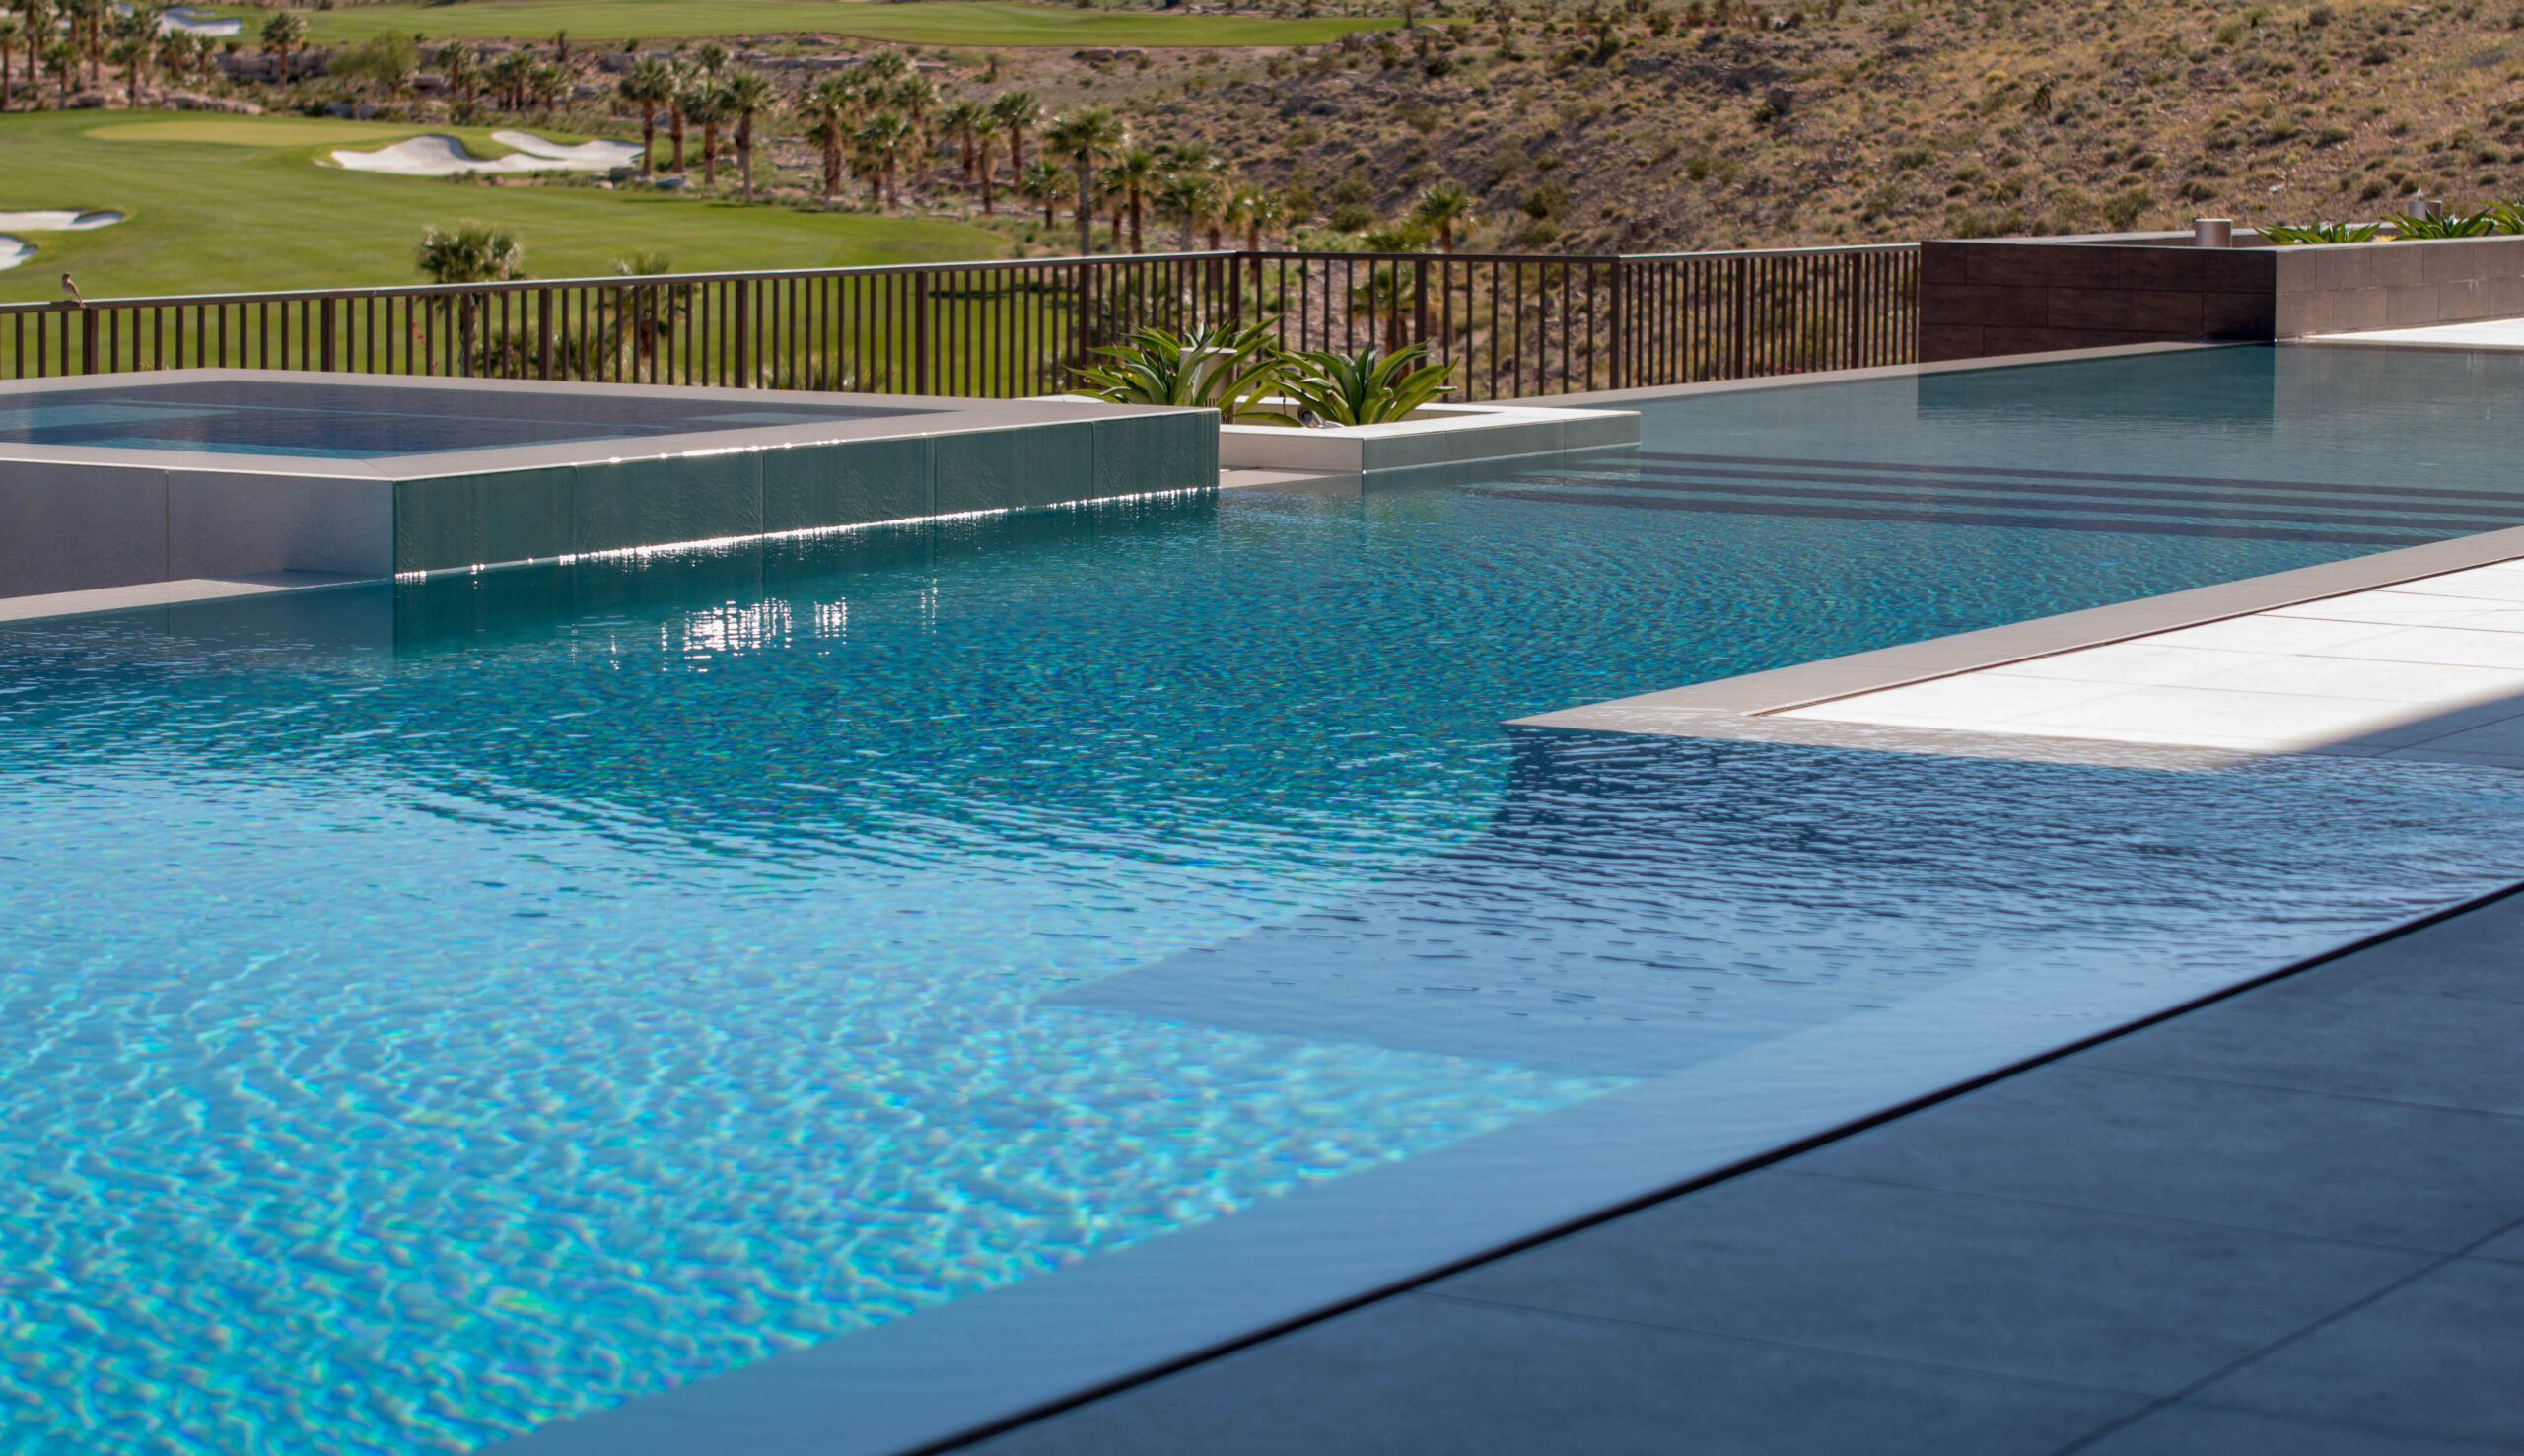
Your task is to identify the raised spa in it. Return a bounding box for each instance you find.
[0,371,1216,596]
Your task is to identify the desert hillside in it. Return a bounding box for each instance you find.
[1098,0,2524,252]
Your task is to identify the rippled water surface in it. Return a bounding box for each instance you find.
[8,344,2524,1454]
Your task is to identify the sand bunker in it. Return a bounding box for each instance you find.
[159,6,241,35]
[0,238,32,273]
[0,210,124,231]
[328,132,642,177]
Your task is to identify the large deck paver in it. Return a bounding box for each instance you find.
[952,890,2524,1456]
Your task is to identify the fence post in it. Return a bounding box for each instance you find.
[1730,259,1750,379]
[537,289,554,381]
[1608,258,1626,391]
[80,307,99,375]
[320,298,337,373]
[914,271,931,395]
[1073,260,1093,380]
[1412,257,1430,350]
[734,280,751,387]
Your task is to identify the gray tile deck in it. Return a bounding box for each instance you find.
[953,888,2524,1456]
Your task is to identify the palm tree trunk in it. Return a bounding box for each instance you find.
[737,118,753,202]
[979,159,994,214]
[669,106,685,171]
[641,114,656,174]
[702,122,717,184]
[1129,192,1143,253]
[1074,160,1092,256]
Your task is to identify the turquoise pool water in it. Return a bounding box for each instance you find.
[8,344,2524,1454]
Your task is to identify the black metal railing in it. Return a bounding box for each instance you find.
[0,243,1917,399]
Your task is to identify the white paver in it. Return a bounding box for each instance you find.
[2306,316,2524,350]
[1782,554,2524,763]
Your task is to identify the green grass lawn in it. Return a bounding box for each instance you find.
[203,0,1393,46]
[0,110,1007,304]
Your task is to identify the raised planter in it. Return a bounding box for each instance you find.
[1218,402,1640,474]
[1920,229,2524,361]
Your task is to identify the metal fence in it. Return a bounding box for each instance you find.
[0,243,1917,400]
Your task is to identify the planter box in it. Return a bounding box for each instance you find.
[1218,402,1640,474]
[1919,230,2524,362]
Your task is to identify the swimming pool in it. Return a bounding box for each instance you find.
[8,343,2524,1455]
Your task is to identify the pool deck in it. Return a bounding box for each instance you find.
[951,883,2524,1456]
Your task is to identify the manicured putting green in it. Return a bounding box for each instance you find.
[203,0,1393,46]
[0,109,1005,303]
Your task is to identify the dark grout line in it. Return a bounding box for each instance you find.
[2162,1400,2524,1453]
[1768,1167,2467,1259]
[1410,1288,2161,1401]
[2044,1209,2524,1456]
[923,878,2524,1455]
[2070,1063,2524,1124]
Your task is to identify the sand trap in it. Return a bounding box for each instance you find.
[489,131,643,167]
[0,237,32,273]
[0,210,124,231]
[159,6,241,35]
[328,132,641,176]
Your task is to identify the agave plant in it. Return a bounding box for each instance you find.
[2384,208,2500,240]
[1072,319,1290,423]
[2484,201,2524,235]
[1278,343,1454,427]
[2259,220,2382,244]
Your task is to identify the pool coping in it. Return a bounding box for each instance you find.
[0,369,1195,477]
[1515,522,2524,769]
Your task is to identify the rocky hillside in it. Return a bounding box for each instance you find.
[1099,0,2524,251]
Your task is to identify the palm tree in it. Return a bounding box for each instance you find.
[1018,157,1064,229]
[615,56,673,173]
[1157,169,1213,252]
[416,222,524,283]
[527,59,568,113]
[693,40,726,76]
[1044,105,1124,256]
[1108,145,1159,253]
[684,73,728,184]
[1231,184,1288,251]
[107,31,143,104]
[940,98,986,190]
[62,0,102,86]
[804,76,853,206]
[0,16,22,109]
[664,58,690,171]
[1410,179,1473,253]
[257,9,304,86]
[722,68,773,202]
[971,114,1002,214]
[433,42,475,104]
[857,109,913,211]
[42,37,74,105]
[487,47,532,109]
[991,89,1040,192]
[886,72,937,186]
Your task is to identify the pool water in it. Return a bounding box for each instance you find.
[8,344,2524,1454]
[0,379,926,458]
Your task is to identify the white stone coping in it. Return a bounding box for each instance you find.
[1216,401,1639,472]
[0,369,1199,478]
[2302,316,2524,350]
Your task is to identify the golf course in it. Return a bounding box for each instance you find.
[195,0,1390,46]
[0,111,1006,303]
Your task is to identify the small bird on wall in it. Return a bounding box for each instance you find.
[60,273,83,307]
